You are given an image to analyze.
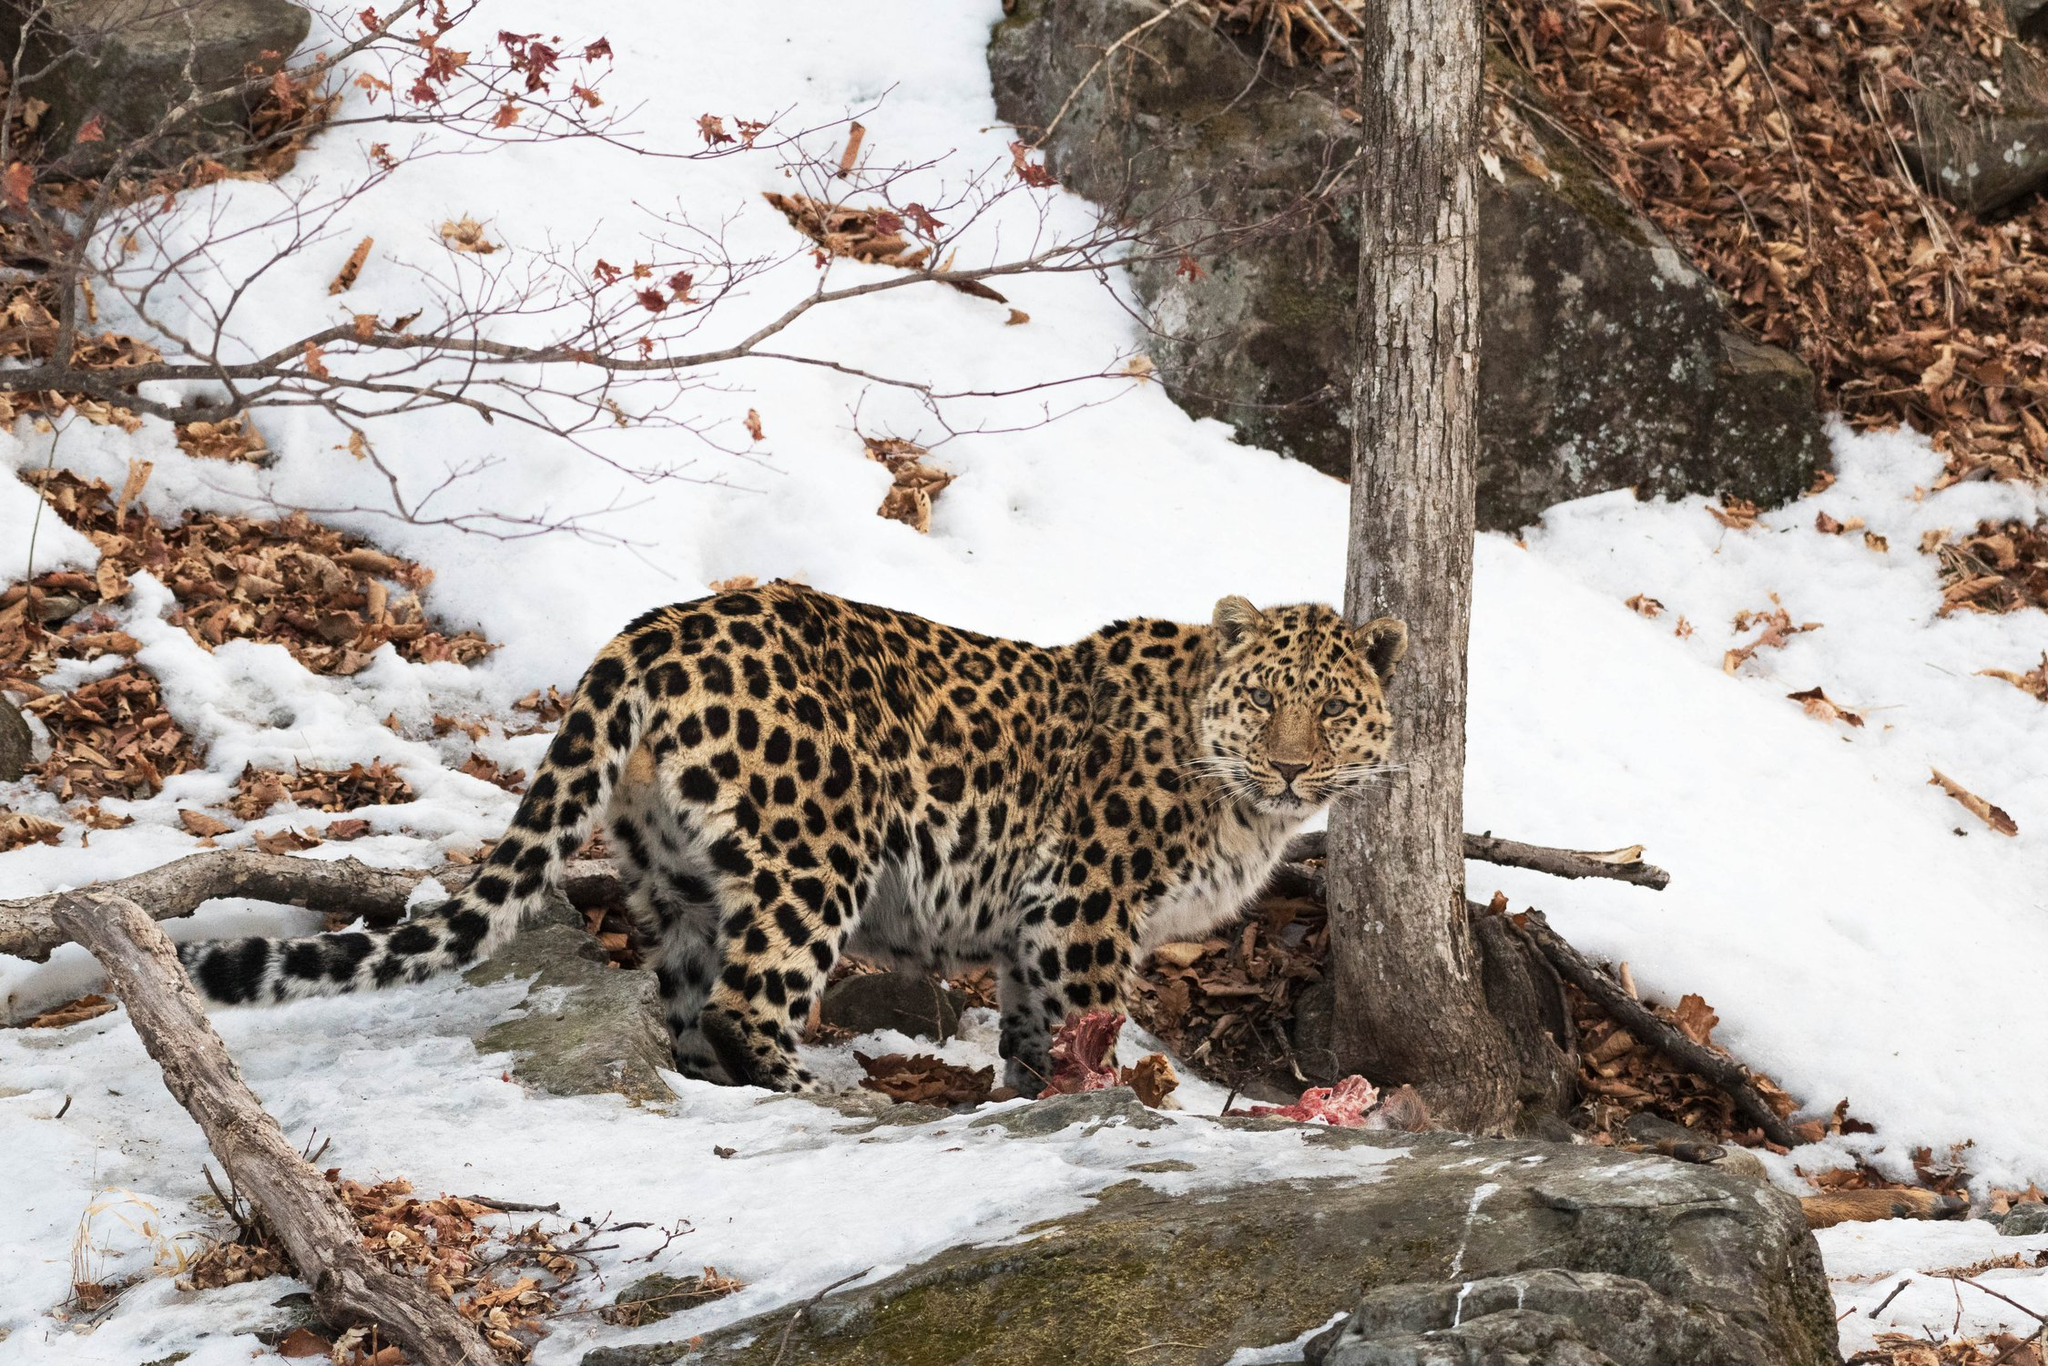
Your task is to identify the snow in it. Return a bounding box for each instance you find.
[1,0,2047,1359]
[1822,1218,2048,1357]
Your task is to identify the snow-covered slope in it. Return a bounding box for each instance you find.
[4,0,2048,1358]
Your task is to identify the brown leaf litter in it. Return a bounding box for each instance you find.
[18,468,495,677]
[1489,0,2048,489]
[182,1171,588,1363]
[1927,520,2048,615]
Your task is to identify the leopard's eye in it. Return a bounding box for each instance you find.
[1248,687,1274,709]
[1320,697,1346,718]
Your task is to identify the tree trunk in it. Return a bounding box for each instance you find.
[1327,0,1520,1132]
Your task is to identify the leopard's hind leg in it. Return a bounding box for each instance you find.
[694,827,862,1093]
[609,747,730,1082]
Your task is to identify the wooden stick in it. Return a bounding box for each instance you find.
[2,852,619,963]
[1282,830,1672,890]
[48,890,496,1366]
[1511,906,1799,1148]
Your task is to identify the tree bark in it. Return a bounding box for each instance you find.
[47,890,497,1366]
[1329,0,1520,1131]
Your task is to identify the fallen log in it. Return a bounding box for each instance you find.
[1,852,619,963]
[1280,830,1671,891]
[48,890,497,1366]
[1511,906,1799,1149]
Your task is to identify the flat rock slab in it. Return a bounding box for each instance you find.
[818,970,964,1041]
[583,1111,1839,1366]
[466,920,671,1103]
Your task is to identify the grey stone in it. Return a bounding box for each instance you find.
[34,594,86,624]
[584,1129,1840,1366]
[1899,102,2048,216]
[987,0,1829,530]
[4,0,311,172]
[0,694,30,782]
[2001,1201,2048,1236]
[466,921,672,1103]
[966,1086,1170,1136]
[819,970,963,1042]
[1307,1270,1747,1366]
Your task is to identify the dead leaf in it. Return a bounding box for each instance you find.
[743,409,764,442]
[178,809,233,838]
[1929,769,2019,836]
[329,236,373,294]
[22,993,114,1028]
[855,1051,998,1106]
[1786,686,1866,727]
[1977,654,2048,702]
[439,216,499,254]
[1625,594,1664,618]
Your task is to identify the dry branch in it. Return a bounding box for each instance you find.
[47,890,496,1366]
[1,853,619,963]
[1279,830,1672,892]
[4,827,1663,968]
[1512,906,1798,1148]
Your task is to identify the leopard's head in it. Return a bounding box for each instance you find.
[1198,596,1407,817]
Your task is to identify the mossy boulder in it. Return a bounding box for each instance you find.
[988,0,1829,530]
[582,1117,1840,1366]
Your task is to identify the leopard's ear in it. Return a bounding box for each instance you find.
[1354,617,1408,680]
[1211,595,1267,647]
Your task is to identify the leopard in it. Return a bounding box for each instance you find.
[179,583,1408,1094]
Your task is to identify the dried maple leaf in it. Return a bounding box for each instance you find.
[1723,598,1822,675]
[855,1051,998,1106]
[743,409,764,442]
[1671,994,1719,1047]
[1929,769,2019,836]
[1625,594,1664,618]
[1122,1052,1179,1108]
[0,810,62,851]
[1786,686,1866,727]
[707,574,758,593]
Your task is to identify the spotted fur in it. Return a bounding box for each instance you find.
[179,585,1406,1093]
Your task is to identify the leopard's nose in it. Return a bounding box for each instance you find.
[1271,761,1307,788]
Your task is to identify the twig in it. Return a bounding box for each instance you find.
[771,1269,871,1366]
[458,1195,562,1214]
[1513,906,1798,1148]
[1281,830,1672,890]
[1869,1277,1912,1318]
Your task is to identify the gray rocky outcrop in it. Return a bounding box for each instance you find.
[583,1097,1841,1366]
[987,0,1830,530]
[3,0,310,171]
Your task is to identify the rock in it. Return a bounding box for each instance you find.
[0,695,31,782]
[818,970,963,1041]
[987,0,1829,530]
[466,920,673,1103]
[1307,1269,1763,1366]
[3,0,310,171]
[2002,1200,2048,1236]
[584,1128,1840,1366]
[1624,1112,1769,1182]
[607,1272,741,1328]
[1899,102,2048,216]
[33,594,86,624]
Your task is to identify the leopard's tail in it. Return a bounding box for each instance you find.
[179,612,666,1005]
